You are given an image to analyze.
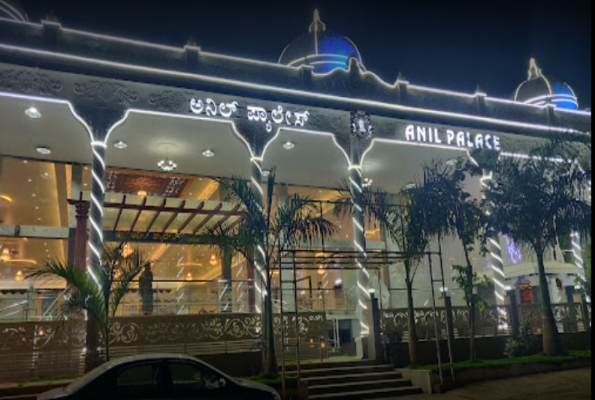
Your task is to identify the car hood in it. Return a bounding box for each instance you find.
[37,387,67,400]
[235,378,278,395]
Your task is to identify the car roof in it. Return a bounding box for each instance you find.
[66,353,220,393]
[101,353,198,368]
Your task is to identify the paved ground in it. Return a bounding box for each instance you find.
[380,367,591,400]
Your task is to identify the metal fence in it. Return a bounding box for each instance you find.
[381,302,590,342]
[0,310,328,383]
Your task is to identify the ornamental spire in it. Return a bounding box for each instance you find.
[309,9,326,33]
[528,58,541,79]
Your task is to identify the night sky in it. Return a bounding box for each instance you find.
[21,0,592,108]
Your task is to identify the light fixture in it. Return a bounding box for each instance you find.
[158,159,177,172]
[24,107,41,119]
[114,140,128,149]
[0,194,12,203]
[157,143,178,171]
[209,254,218,266]
[0,247,10,262]
[282,141,295,150]
[137,190,147,197]
[36,147,51,155]
[202,149,215,158]
[262,170,270,177]
[404,182,416,189]
[185,272,193,281]
[446,159,458,166]
[317,264,325,275]
[362,177,373,187]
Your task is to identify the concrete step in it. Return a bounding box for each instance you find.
[308,378,415,396]
[298,364,395,378]
[302,370,403,386]
[309,385,423,400]
[282,359,378,371]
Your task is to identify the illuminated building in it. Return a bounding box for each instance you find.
[0,3,590,357]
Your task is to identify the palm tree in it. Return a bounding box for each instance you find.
[27,242,147,371]
[333,174,441,365]
[475,142,591,355]
[201,170,336,374]
[428,160,489,361]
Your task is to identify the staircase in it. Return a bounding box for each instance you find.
[283,360,422,400]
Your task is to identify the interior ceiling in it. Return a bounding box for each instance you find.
[0,96,480,193]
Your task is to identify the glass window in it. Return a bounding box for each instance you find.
[116,363,162,397]
[168,362,226,393]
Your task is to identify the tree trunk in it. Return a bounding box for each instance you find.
[464,250,476,361]
[84,318,101,372]
[264,269,278,374]
[405,261,419,365]
[536,251,562,355]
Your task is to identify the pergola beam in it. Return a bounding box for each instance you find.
[192,203,223,234]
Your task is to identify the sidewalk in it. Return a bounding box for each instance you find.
[380,367,591,400]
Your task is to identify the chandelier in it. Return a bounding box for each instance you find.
[209,254,218,266]
[185,272,193,281]
[157,143,178,172]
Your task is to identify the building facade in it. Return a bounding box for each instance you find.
[0,4,591,357]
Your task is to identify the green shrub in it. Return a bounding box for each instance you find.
[504,321,539,358]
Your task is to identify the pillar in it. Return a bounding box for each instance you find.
[349,163,372,357]
[249,157,266,313]
[0,154,3,194]
[73,200,90,270]
[68,164,83,266]
[506,289,520,336]
[220,245,232,312]
[87,143,106,284]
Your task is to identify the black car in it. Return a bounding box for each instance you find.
[37,353,281,400]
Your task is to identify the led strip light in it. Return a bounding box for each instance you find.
[349,166,371,336]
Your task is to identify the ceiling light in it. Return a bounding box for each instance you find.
[157,142,178,171]
[36,147,51,155]
[202,149,215,157]
[24,107,41,119]
[404,183,416,189]
[185,272,193,281]
[209,254,218,266]
[137,190,147,197]
[446,159,458,166]
[262,170,270,177]
[114,140,128,149]
[283,141,295,150]
[317,265,325,275]
[158,159,177,172]
[0,247,11,262]
[15,270,24,281]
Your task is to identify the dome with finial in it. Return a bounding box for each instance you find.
[514,58,578,110]
[279,9,364,74]
[0,0,28,21]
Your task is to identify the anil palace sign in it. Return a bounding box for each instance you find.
[404,124,501,151]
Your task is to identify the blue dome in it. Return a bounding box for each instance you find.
[279,10,364,74]
[514,59,578,110]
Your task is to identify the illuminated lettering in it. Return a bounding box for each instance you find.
[474,134,484,148]
[446,129,455,144]
[416,126,427,142]
[456,131,466,147]
[403,125,500,152]
[406,125,415,141]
